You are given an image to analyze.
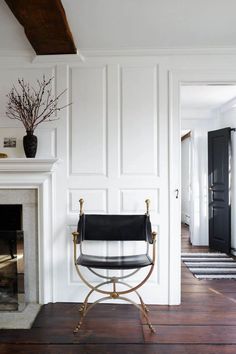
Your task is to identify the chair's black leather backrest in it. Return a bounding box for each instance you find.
[77,214,152,242]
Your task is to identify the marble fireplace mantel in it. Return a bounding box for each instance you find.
[0,158,59,305]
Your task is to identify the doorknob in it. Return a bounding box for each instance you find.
[175,189,179,199]
[209,186,213,191]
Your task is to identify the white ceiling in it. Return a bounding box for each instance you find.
[62,0,236,51]
[181,85,236,111]
[1,0,236,53]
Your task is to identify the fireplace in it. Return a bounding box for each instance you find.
[0,158,58,302]
[0,204,24,311]
[0,158,58,328]
[0,188,38,312]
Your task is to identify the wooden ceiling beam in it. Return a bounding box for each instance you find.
[5,0,77,55]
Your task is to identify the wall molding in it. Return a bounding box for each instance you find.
[2,46,236,61]
[32,52,85,64]
[80,47,236,58]
[0,158,59,172]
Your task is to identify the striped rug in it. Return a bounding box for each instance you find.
[181,252,236,279]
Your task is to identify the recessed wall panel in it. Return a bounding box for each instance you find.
[120,66,158,175]
[69,189,107,213]
[70,67,107,175]
[120,189,159,213]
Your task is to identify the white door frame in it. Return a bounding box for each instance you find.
[168,67,236,304]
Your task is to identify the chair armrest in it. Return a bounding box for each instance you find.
[151,231,157,264]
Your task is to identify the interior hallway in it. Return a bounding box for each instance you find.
[181,223,209,253]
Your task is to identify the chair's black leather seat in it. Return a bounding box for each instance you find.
[77,254,153,270]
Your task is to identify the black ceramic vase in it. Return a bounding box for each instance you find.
[23,130,37,158]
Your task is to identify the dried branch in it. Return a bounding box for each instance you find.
[5,76,71,132]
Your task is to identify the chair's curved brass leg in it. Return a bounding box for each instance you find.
[79,280,113,315]
[74,296,112,333]
[118,296,155,333]
[80,283,149,317]
[116,280,149,313]
[83,269,150,313]
[74,294,155,334]
[77,280,151,333]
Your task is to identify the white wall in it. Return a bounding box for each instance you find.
[2,52,236,304]
[181,136,191,224]
[0,55,170,304]
[181,117,217,245]
[64,62,168,304]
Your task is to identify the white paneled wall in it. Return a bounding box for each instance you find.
[0,56,170,305]
[65,62,166,304]
[121,189,159,213]
[68,189,108,213]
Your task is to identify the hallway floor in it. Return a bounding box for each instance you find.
[181,223,209,253]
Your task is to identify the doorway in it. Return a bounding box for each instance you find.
[181,130,191,248]
[180,84,236,252]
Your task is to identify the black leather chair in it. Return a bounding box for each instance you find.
[72,198,157,333]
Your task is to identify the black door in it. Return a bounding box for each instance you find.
[208,127,231,253]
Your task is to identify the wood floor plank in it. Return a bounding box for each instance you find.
[182,282,236,292]
[0,322,144,344]
[147,303,236,313]
[141,310,236,325]
[181,284,217,293]
[1,344,236,354]
[143,325,236,344]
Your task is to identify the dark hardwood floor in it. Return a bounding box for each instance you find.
[181,223,209,253]
[1,224,236,353]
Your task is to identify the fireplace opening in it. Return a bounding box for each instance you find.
[0,204,24,311]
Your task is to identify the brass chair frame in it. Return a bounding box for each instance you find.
[72,199,157,333]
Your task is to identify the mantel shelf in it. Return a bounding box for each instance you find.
[0,158,60,172]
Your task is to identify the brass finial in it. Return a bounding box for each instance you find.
[72,231,79,242]
[152,231,157,241]
[79,198,84,215]
[145,199,150,215]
